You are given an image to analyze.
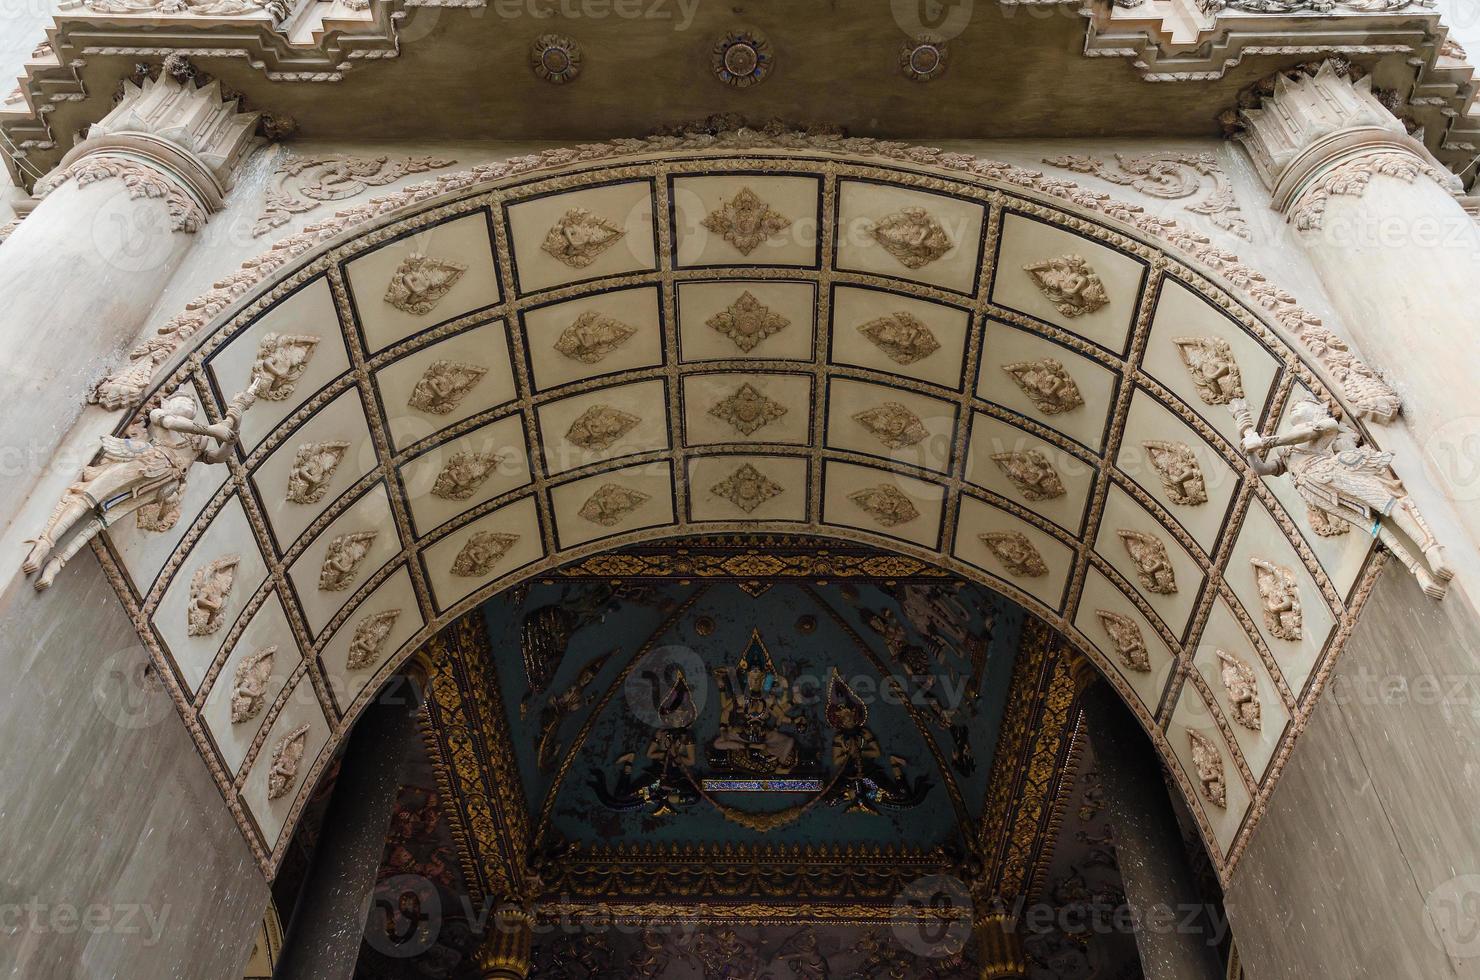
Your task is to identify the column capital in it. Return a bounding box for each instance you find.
[34,75,261,229]
[1232,60,1460,222]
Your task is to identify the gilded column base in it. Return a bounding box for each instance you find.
[975,911,1028,980]
[474,905,533,979]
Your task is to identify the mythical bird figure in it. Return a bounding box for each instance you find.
[1231,396,1453,599]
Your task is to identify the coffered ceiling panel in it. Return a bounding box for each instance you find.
[342,210,501,354]
[94,147,1387,878]
[991,211,1147,356]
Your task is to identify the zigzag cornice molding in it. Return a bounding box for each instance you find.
[99,131,1399,427]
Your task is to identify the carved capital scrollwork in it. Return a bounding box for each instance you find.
[36,155,206,233]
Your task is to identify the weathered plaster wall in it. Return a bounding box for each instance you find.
[0,555,268,979]
[1226,571,1480,979]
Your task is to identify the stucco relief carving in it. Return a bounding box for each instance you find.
[92,132,1398,430]
[1095,610,1151,672]
[1187,730,1227,808]
[578,484,651,526]
[1174,337,1244,405]
[318,531,378,592]
[1250,558,1303,640]
[1143,441,1208,506]
[702,186,791,255]
[1233,396,1453,598]
[1117,529,1178,594]
[853,403,928,450]
[531,34,582,85]
[346,610,402,670]
[990,450,1067,502]
[848,485,920,527]
[1216,649,1262,732]
[1291,152,1454,232]
[707,291,789,352]
[431,449,506,500]
[869,207,953,268]
[541,208,625,268]
[230,645,276,724]
[407,360,487,415]
[709,383,787,436]
[1208,0,1432,10]
[554,313,637,363]
[187,555,241,636]
[253,334,320,401]
[711,463,783,513]
[37,156,206,233]
[1043,153,1249,240]
[383,254,467,315]
[286,441,350,505]
[82,0,287,17]
[980,531,1049,577]
[450,531,520,577]
[254,154,455,237]
[565,405,640,450]
[24,383,258,590]
[1004,359,1086,415]
[857,312,941,365]
[266,724,310,800]
[1022,255,1110,318]
[711,30,773,88]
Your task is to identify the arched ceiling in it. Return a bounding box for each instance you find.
[89,143,1385,885]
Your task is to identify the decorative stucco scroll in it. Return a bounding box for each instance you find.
[1042,152,1249,240]
[36,156,206,233]
[253,153,456,238]
[92,129,1400,423]
[1290,152,1454,231]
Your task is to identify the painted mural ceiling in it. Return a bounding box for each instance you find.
[319,545,1142,978]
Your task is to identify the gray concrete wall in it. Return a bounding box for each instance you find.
[1225,569,1480,979]
[0,555,267,980]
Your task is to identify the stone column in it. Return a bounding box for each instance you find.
[973,909,1028,979]
[1234,61,1480,551]
[0,74,257,538]
[473,904,534,979]
[273,689,424,980]
[1076,665,1225,980]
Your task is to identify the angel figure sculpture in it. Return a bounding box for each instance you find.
[23,380,262,591]
[1230,396,1453,599]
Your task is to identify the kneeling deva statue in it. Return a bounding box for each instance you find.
[1231,396,1452,600]
[23,380,262,591]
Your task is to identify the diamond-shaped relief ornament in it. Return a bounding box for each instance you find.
[383,253,468,316]
[853,402,928,450]
[577,483,651,526]
[702,186,792,256]
[541,208,625,268]
[407,360,488,415]
[450,531,520,577]
[709,383,788,437]
[848,485,920,527]
[553,312,638,364]
[706,291,789,353]
[869,207,953,269]
[565,405,641,451]
[711,463,783,513]
[858,312,941,365]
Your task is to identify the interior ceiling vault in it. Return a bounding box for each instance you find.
[90,145,1385,887]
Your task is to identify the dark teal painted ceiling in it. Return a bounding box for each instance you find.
[479,578,1026,852]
